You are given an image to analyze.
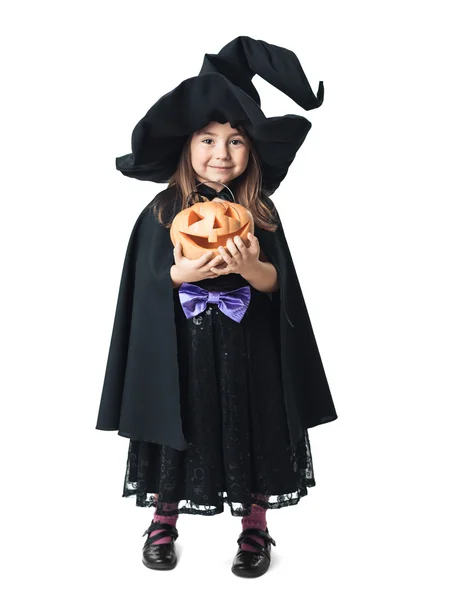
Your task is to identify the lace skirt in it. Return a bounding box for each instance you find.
[122,286,316,516]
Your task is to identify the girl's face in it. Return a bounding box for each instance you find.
[190,121,250,189]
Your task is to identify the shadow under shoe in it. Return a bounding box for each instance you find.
[231,527,276,578]
[142,521,179,570]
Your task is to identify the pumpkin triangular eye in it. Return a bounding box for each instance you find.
[224,204,239,219]
[188,210,204,226]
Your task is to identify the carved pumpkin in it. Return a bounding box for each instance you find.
[170,198,254,260]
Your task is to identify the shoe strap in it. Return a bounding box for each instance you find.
[237,536,266,552]
[144,529,177,545]
[142,520,179,541]
[237,527,276,548]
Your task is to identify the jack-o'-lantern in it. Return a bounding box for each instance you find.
[170,198,254,260]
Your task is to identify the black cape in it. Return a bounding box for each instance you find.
[95,187,338,451]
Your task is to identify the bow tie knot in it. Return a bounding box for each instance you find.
[207,289,222,303]
[178,283,251,323]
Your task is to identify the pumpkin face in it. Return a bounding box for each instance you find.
[170,198,254,260]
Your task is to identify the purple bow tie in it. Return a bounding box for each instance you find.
[178,282,251,323]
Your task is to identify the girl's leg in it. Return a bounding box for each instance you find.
[240,493,269,552]
[149,493,179,545]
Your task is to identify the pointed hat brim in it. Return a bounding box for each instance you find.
[116,37,324,194]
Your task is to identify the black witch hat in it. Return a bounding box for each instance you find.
[116,36,324,195]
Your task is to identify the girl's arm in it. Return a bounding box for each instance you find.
[241,258,279,293]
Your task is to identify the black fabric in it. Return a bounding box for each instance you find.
[191,181,236,202]
[115,36,324,195]
[122,284,315,515]
[95,185,338,451]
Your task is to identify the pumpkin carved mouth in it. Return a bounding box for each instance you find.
[170,199,254,259]
[180,221,251,248]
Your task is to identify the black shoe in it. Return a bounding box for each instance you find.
[231,527,276,578]
[141,521,179,570]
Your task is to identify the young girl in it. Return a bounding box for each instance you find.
[96,37,337,578]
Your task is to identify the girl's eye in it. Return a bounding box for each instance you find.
[201,139,243,145]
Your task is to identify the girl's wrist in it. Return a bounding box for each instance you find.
[239,259,261,281]
[170,265,184,289]
[241,260,279,293]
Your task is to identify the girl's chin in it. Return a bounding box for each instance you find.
[196,169,237,183]
[207,167,235,175]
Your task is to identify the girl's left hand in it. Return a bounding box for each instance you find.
[210,232,260,277]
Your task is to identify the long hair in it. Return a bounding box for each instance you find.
[152,125,278,232]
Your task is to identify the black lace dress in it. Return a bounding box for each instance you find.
[122,270,316,517]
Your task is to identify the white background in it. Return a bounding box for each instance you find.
[2,0,455,598]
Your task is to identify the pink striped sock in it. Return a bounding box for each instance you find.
[240,495,269,552]
[149,501,179,545]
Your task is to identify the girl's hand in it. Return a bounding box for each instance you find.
[172,241,226,283]
[209,232,260,278]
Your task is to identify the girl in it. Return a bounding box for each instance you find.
[96,37,338,578]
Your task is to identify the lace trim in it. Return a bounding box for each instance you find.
[123,487,315,516]
[122,433,315,517]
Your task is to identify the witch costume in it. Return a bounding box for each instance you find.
[95,36,338,517]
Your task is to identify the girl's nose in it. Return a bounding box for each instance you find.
[214,143,231,160]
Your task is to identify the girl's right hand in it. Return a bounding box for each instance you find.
[172,241,226,283]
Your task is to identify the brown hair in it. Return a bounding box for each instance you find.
[152,125,278,232]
